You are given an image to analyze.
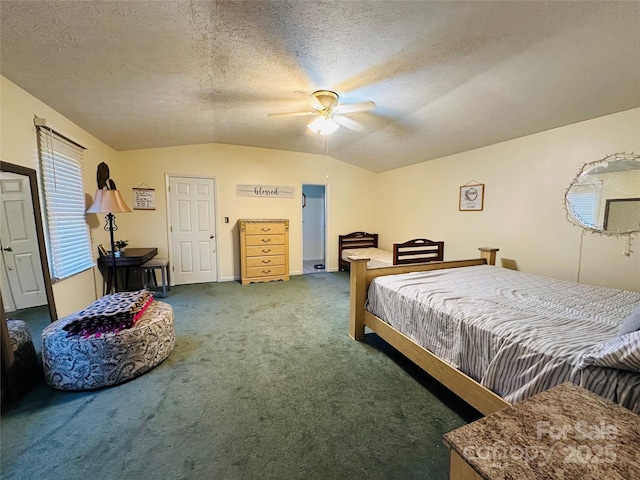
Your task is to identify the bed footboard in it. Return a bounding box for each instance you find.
[349,248,507,415]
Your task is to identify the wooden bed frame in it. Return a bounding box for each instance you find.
[338,231,444,272]
[338,231,378,271]
[348,247,510,416]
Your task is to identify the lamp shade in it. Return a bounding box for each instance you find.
[87,189,132,214]
[307,116,340,136]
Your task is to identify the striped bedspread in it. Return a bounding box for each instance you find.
[366,265,640,412]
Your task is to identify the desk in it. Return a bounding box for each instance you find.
[98,247,157,293]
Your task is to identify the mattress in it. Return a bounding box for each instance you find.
[366,265,640,412]
[342,247,392,268]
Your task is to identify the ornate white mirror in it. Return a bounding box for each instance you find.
[566,153,640,235]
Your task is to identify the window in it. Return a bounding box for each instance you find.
[566,181,603,229]
[37,124,94,281]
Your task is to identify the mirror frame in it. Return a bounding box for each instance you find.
[1,162,57,401]
[565,153,640,235]
[0,161,57,321]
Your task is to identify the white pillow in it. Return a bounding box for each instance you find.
[579,331,640,373]
[618,304,640,336]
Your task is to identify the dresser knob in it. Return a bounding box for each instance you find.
[261,249,271,253]
[261,228,271,232]
[262,269,271,274]
[261,238,271,243]
[262,259,271,264]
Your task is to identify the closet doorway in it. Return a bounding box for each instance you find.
[302,184,326,274]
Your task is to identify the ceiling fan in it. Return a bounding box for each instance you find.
[268,90,375,135]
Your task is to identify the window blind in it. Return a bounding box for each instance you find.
[567,182,602,229]
[37,127,95,281]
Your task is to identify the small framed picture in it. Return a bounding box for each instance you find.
[98,244,108,256]
[459,184,484,211]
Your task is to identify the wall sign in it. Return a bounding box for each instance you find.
[459,183,484,211]
[132,187,156,210]
[236,184,295,198]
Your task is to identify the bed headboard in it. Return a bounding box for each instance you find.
[393,238,444,265]
[339,231,379,250]
[338,232,379,271]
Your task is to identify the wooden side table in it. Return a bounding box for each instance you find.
[444,383,640,480]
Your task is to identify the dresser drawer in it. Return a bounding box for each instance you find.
[245,234,285,246]
[246,265,286,278]
[245,255,285,268]
[246,245,286,257]
[245,222,286,235]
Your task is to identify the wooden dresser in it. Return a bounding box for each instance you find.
[239,219,289,285]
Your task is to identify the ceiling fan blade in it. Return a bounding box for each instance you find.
[334,100,376,115]
[334,115,365,132]
[268,111,317,118]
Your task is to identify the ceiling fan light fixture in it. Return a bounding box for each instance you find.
[312,90,339,109]
[307,115,340,136]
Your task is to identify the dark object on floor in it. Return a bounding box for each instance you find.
[314,264,325,269]
[4,319,40,400]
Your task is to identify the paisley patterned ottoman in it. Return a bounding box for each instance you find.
[7,319,39,390]
[41,300,175,391]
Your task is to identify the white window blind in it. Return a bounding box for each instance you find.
[567,182,602,229]
[37,126,95,281]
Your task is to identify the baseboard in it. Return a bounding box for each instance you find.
[218,276,239,282]
[216,270,339,282]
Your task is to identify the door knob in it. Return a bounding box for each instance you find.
[210,235,214,239]
[2,246,12,252]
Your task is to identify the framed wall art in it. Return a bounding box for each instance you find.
[459,183,484,211]
[132,187,156,210]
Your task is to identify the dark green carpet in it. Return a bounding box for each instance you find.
[1,273,478,479]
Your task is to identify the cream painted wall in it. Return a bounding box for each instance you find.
[374,108,640,292]
[1,75,376,317]
[1,76,120,316]
[3,72,638,324]
[116,144,377,281]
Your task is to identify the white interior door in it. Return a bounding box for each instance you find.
[0,172,47,310]
[169,176,217,285]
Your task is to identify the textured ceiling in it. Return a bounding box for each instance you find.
[1,1,639,173]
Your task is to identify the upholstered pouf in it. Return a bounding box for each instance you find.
[7,319,39,389]
[41,300,175,391]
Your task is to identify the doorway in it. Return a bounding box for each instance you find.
[167,175,218,285]
[302,184,326,274]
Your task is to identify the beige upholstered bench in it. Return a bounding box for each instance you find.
[141,257,170,298]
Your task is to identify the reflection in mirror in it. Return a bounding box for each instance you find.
[566,153,640,234]
[1,161,57,399]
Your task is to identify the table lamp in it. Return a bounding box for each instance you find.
[87,189,132,292]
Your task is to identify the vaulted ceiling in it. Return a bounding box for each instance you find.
[1,1,639,172]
